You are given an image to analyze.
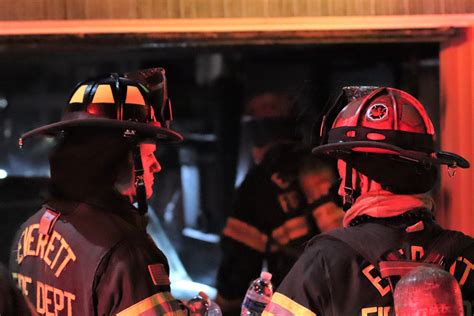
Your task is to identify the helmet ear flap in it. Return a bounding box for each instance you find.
[350,154,438,194]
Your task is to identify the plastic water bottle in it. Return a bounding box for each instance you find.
[187,291,222,316]
[241,272,273,315]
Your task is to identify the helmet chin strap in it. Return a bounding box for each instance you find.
[132,145,148,215]
[342,161,361,211]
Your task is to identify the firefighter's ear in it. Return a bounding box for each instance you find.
[114,151,134,197]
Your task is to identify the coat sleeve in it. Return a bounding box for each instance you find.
[94,236,188,316]
[263,242,331,316]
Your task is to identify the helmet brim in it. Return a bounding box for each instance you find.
[21,115,183,144]
[312,141,470,169]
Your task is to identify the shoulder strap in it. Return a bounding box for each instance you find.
[325,226,392,269]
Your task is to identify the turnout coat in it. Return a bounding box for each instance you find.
[10,196,186,316]
[264,211,474,316]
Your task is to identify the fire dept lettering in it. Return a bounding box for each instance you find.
[410,245,424,261]
[362,245,474,302]
[13,273,75,316]
[12,272,32,296]
[37,280,75,316]
[362,264,391,296]
[450,256,474,287]
[277,191,300,213]
[361,306,391,316]
[463,300,473,316]
[17,224,76,277]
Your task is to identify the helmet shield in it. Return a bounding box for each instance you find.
[318,86,380,147]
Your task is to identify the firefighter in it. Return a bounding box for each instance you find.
[215,93,343,314]
[264,87,474,316]
[10,69,188,315]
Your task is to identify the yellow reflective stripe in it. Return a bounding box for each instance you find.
[264,292,316,316]
[312,202,344,232]
[116,292,186,316]
[272,216,309,246]
[125,85,146,105]
[69,85,87,103]
[92,84,115,103]
[222,217,268,253]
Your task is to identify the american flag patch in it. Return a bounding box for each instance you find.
[148,264,170,286]
[39,208,60,236]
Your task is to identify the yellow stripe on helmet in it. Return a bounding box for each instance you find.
[69,85,87,104]
[126,85,146,105]
[91,84,115,104]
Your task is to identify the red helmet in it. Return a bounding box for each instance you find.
[313,87,469,169]
[313,87,469,204]
[21,68,183,144]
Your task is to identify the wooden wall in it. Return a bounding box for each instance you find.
[1,0,474,21]
[439,25,474,236]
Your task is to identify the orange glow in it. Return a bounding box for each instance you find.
[0,15,473,36]
[91,85,114,104]
[69,85,87,104]
[125,86,146,105]
[439,25,474,236]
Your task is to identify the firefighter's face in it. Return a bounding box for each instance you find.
[120,143,161,200]
[141,143,161,199]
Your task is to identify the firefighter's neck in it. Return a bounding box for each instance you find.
[337,160,383,198]
[115,176,135,203]
[356,172,383,195]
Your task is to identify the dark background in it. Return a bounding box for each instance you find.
[0,41,439,287]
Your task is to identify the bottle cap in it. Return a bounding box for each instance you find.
[199,291,209,301]
[260,271,272,281]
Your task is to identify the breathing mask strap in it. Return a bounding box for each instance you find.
[342,161,363,211]
[343,161,355,210]
[133,145,148,215]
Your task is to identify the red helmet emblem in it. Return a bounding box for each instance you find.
[366,103,388,121]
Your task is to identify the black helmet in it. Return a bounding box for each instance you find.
[21,68,183,143]
[21,68,183,215]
